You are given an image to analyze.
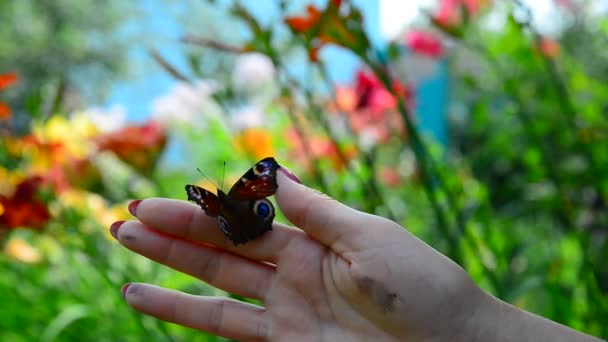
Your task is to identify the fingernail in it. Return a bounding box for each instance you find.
[121,283,132,299]
[279,166,301,184]
[110,221,125,239]
[128,200,142,217]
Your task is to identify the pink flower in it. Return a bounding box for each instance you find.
[405,31,444,58]
[434,0,490,28]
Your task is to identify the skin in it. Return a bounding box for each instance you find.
[113,170,603,342]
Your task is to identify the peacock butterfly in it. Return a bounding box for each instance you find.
[185,157,279,245]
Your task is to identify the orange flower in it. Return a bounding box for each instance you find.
[284,5,321,32]
[285,128,356,171]
[0,176,52,230]
[95,121,167,175]
[0,72,18,121]
[5,237,42,263]
[234,128,275,160]
[284,0,367,61]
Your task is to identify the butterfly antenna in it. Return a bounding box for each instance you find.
[196,168,220,190]
[220,161,226,191]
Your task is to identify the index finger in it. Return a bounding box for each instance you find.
[274,168,398,254]
[130,198,304,263]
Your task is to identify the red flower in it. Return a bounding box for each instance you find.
[339,70,413,145]
[95,121,167,175]
[0,176,52,230]
[0,72,18,121]
[354,70,412,115]
[405,31,444,58]
[0,73,17,90]
[537,37,560,59]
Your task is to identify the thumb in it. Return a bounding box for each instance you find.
[275,166,387,252]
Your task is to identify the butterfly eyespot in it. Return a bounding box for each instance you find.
[252,199,274,220]
[217,216,231,236]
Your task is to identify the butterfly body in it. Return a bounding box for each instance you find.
[186,157,279,245]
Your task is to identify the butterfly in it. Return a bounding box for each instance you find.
[185,157,279,245]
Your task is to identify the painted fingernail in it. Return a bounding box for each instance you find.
[121,283,132,299]
[279,166,301,184]
[110,221,125,239]
[128,199,142,217]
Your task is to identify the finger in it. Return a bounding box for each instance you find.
[275,168,395,253]
[131,198,304,263]
[116,220,273,300]
[123,283,268,341]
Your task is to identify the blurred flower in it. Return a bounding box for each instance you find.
[230,105,265,131]
[354,70,412,114]
[0,72,18,121]
[95,121,167,175]
[537,37,560,59]
[13,134,69,171]
[337,70,411,147]
[31,114,97,162]
[234,128,275,161]
[0,72,17,90]
[285,128,356,171]
[405,31,444,58]
[0,176,52,230]
[378,167,402,186]
[0,167,25,196]
[284,0,368,61]
[151,80,222,127]
[80,105,127,133]
[61,157,102,192]
[553,0,579,11]
[335,86,358,112]
[434,0,491,29]
[232,53,275,96]
[55,189,129,239]
[4,237,42,263]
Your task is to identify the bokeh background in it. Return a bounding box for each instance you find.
[1,0,607,340]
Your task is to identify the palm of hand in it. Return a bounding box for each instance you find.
[117,172,477,341]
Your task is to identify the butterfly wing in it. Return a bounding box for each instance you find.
[219,191,275,245]
[185,184,221,217]
[228,157,280,200]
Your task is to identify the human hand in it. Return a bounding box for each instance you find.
[111,167,600,342]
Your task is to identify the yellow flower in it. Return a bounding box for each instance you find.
[31,114,97,161]
[0,167,25,196]
[54,189,130,240]
[5,237,42,263]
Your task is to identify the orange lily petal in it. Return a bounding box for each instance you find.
[0,102,11,120]
[284,5,321,32]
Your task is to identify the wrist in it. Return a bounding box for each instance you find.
[459,289,603,342]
